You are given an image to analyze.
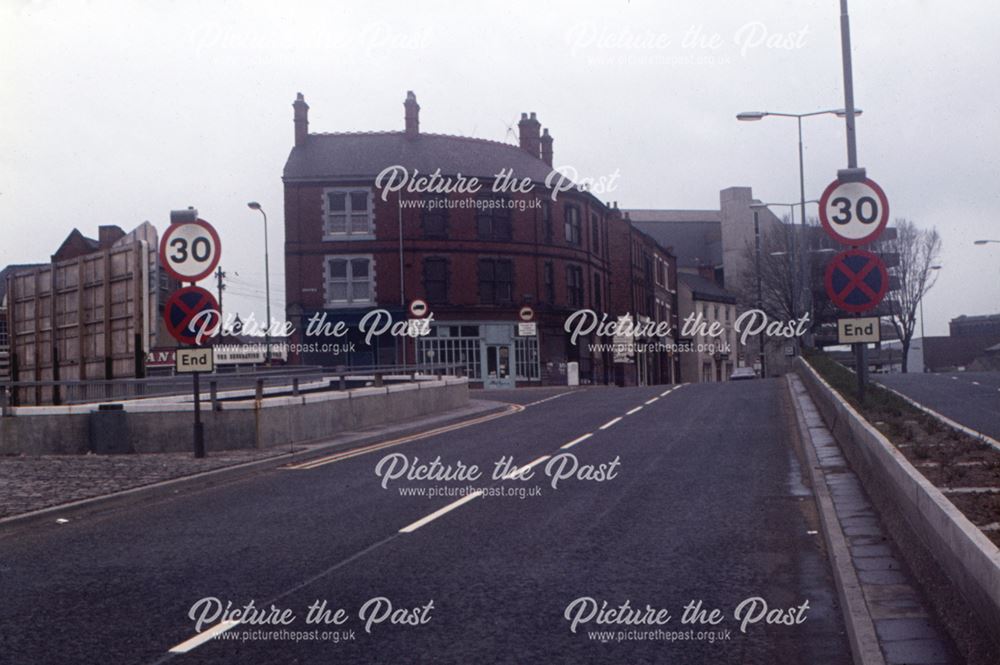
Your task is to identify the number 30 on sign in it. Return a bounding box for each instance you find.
[819,178,889,246]
[159,219,222,283]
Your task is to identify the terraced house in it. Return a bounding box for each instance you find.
[282,91,679,388]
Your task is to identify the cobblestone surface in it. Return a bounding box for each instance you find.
[0,448,299,519]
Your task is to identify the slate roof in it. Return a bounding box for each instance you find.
[627,217,723,269]
[283,131,558,183]
[678,272,736,304]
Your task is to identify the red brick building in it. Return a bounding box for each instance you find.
[607,214,680,385]
[282,91,678,387]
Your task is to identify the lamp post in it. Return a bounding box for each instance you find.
[918,265,942,373]
[753,209,766,377]
[737,109,861,342]
[247,201,272,366]
[974,239,1000,245]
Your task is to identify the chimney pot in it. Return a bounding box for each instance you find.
[404,90,420,138]
[540,128,553,166]
[517,111,542,159]
[293,92,310,147]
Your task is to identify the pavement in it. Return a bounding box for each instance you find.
[0,448,297,519]
[789,375,961,665]
[874,371,1000,441]
[1,381,854,664]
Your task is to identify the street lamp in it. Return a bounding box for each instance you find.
[738,108,862,340]
[247,201,272,366]
[753,209,766,377]
[974,239,1000,245]
[919,265,942,373]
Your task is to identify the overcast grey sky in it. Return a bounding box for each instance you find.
[2,0,998,335]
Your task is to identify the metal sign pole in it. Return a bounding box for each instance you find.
[839,0,866,402]
[193,368,205,458]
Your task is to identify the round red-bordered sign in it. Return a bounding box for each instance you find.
[824,249,889,314]
[159,219,222,283]
[163,286,220,345]
[410,299,428,318]
[818,177,889,246]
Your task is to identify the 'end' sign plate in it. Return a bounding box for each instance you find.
[837,317,881,345]
[175,347,215,374]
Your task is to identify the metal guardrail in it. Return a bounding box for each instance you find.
[0,363,465,408]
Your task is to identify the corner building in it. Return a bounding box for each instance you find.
[283,91,659,387]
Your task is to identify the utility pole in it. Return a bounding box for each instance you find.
[215,266,226,317]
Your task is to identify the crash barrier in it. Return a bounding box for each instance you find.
[0,377,468,455]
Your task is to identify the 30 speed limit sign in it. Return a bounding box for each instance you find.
[819,177,889,246]
[159,219,222,282]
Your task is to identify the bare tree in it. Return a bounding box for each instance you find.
[883,219,942,373]
[734,220,834,334]
[735,223,797,322]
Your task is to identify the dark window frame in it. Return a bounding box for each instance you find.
[541,200,553,243]
[423,257,449,303]
[421,193,449,239]
[477,258,514,305]
[564,205,581,246]
[476,194,512,241]
[566,264,584,307]
[543,261,554,304]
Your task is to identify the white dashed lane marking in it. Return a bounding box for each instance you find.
[599,417,623,430]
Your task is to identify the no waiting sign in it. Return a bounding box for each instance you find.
[160,219,222,283]
[163,286,220,345]
[824,249,889,314]
[819,177,889,246]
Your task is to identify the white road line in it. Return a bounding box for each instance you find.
[599,416,623,430]
[524,391,577,407]
[626,406,643,415]
[972,381,980,386]
[560,433,593,450]
[644,397,659,405]
[399,491,484,533]
[169,621,240,653]
[660,389,673,397]
[951,376,958,380]
[290,405,523,470]
[503,455,552,479]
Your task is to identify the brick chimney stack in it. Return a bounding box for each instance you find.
[404,91,420,138]
[518,112,541,158]
[540,128,553,166]
[293,92,309,147]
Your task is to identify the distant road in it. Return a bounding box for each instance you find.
[875,371,1000,441]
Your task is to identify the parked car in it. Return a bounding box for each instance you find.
[729,367,757,381]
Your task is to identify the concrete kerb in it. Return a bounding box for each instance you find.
[872,379,1000,453]
[0,399,514,537]
[796,358,1000,644]
[786,374,886,665]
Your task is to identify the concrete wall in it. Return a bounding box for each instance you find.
[796,358,1000,642]
[0,378,468,455]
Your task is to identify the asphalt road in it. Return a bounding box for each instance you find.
[1,381,851,665]
[875,371,1000,441]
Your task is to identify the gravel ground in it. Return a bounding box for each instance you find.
[0,448,300,519]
